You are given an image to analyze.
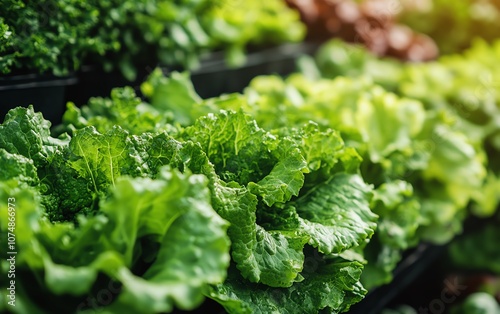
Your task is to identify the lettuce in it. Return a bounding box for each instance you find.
[2,98,378,313]
[301,38,500,218]
[141,69,487,290]
[238,72,485,264]
[0,107,231,313]
[209,260,366,314]
[0,170,230,313]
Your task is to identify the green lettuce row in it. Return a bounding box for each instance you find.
[0,0,304,79]
[64,97,377,311]
[138,68,488,289]
[300,38,500,217]
[1,97,377,313]
[302,41,500,291]
[0,156,230,313]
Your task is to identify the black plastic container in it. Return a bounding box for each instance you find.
[65,42,320,107]
[348,244,446,314]
[0,73,78,124]
[64,65,151,107]
[190,42,319,98]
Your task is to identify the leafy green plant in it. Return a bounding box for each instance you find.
[0,106,231,313]
[0,0,305,79]
[397,0,500,54]
[450,292,500,314]
[151,70,485,289]
[202,0,305,65]
[299,38,500,217]
[0,0,109,75]
[63,83,378,312]
[293,38,500,290]
[1,74,377,313]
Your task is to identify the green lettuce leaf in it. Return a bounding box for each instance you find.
[209,259,366,314]
[0,167,230,313]
[294,173,377,255]
[61,87,170,136]
[0,148,38,186]
[68,126,146,193]
[97,168,230,313]
[0,106,67,167]
[141,70,203,126]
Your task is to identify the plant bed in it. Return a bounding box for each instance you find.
[63,65,152,107]
[2,36,499,313]
[0,73,77,124]
[190,42,319,98]
[64,42,319,106]
[382,215,500,313]
[348,244,446,314]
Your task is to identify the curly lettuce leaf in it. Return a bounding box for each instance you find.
[371,181,420,250]
[0,106,67,166]
[294,173,377,255]
[183,110,281,184]
[97,169,230,313]
[184,110,309,206]
[68,126,146,193]
[247,139,306,207]
[361,237,403,290]
[62,87,170,136]
[0,167,230,313]
[209,259,366,314]
[212,178,307,288]
[0,106,94,222]
[0,148,38,186]
[421,123,487,207]
[141,70,203,126]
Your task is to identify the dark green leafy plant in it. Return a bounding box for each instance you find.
[1,74,377,313]
[0,0,108,75]
[0,0,305,80]
[163,70,486,289]
[0,106,232,313]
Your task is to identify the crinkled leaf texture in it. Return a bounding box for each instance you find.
[68,126,146,193]
[0,167,230,313]
[10,83,379,312]
[180,110,377,291]
[295,173,377,255]
[0,106,67,167]
[209,259,366,314]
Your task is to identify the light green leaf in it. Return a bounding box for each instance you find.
[209,259,366,314]
[294,173,377,254]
